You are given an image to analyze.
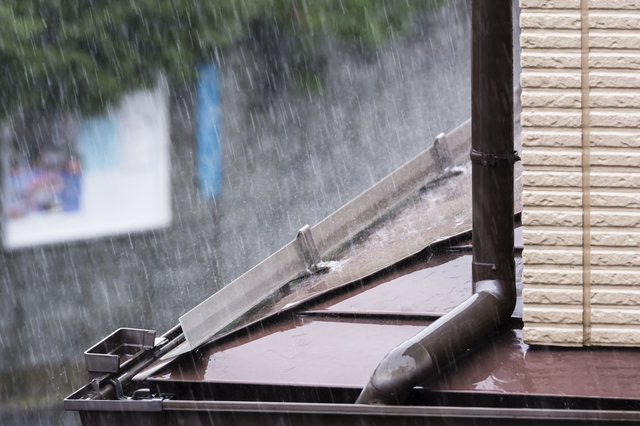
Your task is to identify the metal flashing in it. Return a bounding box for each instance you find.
[179,121,471,351]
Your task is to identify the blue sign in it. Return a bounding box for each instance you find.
[197,64,222,198]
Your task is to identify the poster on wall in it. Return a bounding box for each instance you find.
[1,79,171,249]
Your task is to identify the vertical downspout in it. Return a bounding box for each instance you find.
[355,0,516,405]
[470,0,516,294]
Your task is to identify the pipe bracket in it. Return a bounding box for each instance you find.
[470,149,520,167]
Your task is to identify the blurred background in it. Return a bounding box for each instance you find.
[0,0,520,424]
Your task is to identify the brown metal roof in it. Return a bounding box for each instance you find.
[143,221,640,402]
[309,253,472,316]
[148,247,477,388]
[154,317,430,388]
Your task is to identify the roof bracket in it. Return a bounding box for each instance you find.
[296,225,321,273]
[433,133,454,172]
[470,149,520,167]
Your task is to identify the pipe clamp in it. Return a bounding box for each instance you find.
[470,149,520,167]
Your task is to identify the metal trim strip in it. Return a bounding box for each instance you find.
[65,398,163,412]
[162,400,640,421]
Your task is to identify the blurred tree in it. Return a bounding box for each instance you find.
[0,0,444,117]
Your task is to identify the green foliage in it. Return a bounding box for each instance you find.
[265,0,443,49]
[0,0,444,117]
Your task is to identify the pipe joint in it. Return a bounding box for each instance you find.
[476,279,517,322]
[475,279,514,303]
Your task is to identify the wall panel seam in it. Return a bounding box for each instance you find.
[581,0,592,346]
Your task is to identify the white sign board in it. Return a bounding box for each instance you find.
[2,81,171,249]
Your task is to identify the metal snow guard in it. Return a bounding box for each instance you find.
[84,328,156,377]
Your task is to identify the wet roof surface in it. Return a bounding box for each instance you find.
[147,230,640,401]
[310,253,472,316]
[151,249,479,388]
[156,317,430,387]
[145,231,515,386]
[431,328,640,400]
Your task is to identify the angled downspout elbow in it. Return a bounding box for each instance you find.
[355,279,515,405]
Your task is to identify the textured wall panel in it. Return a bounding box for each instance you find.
[521,0,640,346]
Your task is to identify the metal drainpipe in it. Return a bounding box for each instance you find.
[355,0,516,405]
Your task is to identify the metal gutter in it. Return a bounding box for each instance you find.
[66,396,640,423]
[356,0,516,405]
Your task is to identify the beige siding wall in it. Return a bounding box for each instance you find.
[521,0,640,346]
